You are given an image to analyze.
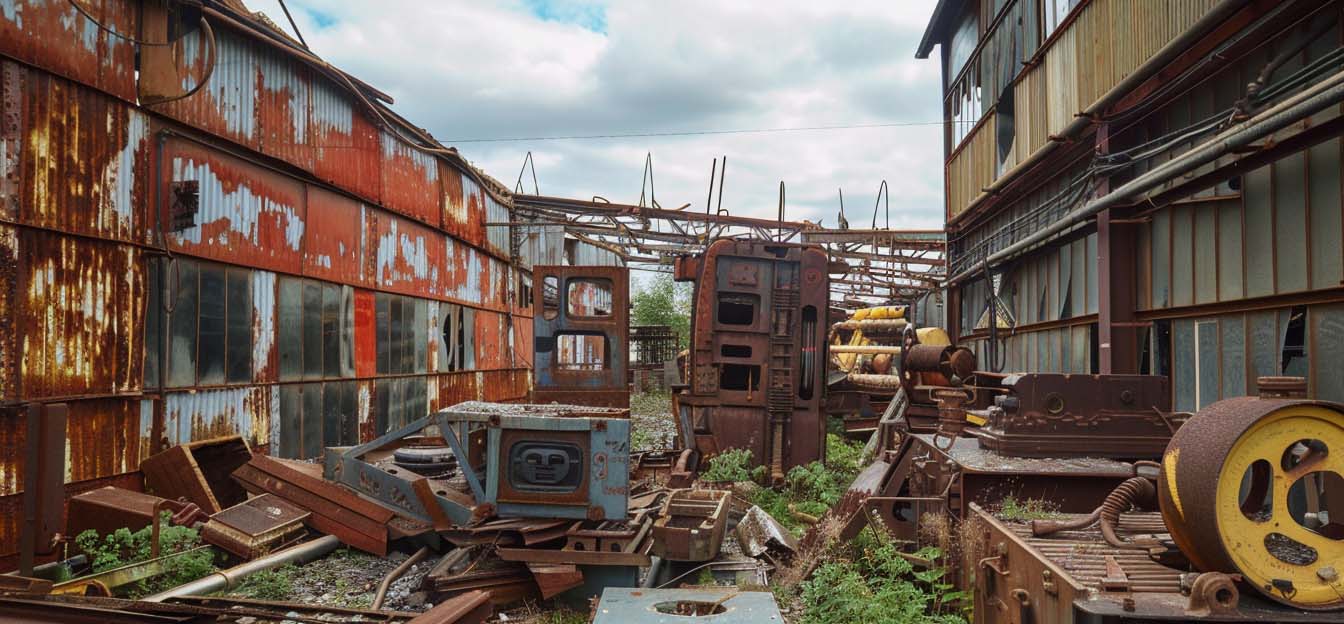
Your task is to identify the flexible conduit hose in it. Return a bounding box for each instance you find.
[1031,477,1158,550]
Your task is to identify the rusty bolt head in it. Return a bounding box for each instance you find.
[1122,598,1136,612]
[1319,566,1338,582]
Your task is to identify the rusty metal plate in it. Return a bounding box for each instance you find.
[594,588,783,623]
[233,454,393,555]
[140,435,251,514]
[0,0,137,102]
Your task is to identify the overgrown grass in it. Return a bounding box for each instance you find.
[230,564,296,600]
[75,513,216,598]
[700,448,762,483]
[629,391,671,417]
[797,541,967,624]
[995,496,1062,521]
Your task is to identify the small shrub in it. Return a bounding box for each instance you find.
[75,513,216,598]
[701,448,756,482]
[798,542,967,624]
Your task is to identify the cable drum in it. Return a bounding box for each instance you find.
[1159,390,1344,610]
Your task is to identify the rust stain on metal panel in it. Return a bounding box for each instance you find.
[443,165,485,249]
[64,398,143,484]
[163,137,306,273]
[304,186,368,286]
[154,26,261,151]
[18,229,144,398]
[1,62,19,221]
[0,225,16,403]
[513,315,534,370]
[163,386,273,450]
[311,77,381,203]
[17,64,150,243]
[437,371,479,408]
[0,0,136,102]
[0,407,24,497]
[255,49,313,172]
[379,129,440,225]
[373,210,443,299]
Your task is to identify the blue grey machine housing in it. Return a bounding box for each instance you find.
[325,402,631,526]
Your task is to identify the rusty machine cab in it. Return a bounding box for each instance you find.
[531,265,631,409]
[673,239,830,482]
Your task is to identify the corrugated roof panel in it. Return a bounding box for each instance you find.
[155,26,261,151]
[379,129,440,225]
[311,75,382,203]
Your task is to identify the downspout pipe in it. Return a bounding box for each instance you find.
[947,66,1344,286]
[141,535,341,602]
[959,0,1249,220]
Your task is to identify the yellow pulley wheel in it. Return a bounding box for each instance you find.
[1160,396,1344,610]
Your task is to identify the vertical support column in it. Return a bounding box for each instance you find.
[1098,212,1139,374]
[19,403,66,576]
[1096,122,1140,374]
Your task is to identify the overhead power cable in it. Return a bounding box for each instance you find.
[445,120,943,143]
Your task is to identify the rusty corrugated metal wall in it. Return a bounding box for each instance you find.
[0,0,544,562]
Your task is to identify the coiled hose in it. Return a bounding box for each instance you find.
[1031,477,1158,550]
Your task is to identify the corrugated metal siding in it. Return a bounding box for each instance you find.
[163,385,274,449]
[946,115,995,220]
[0,225,16,403]
[256,43,313,172]
[380,129,441,225]
[17,229,144,399]
[373,209,444,299]
[252,269,278,382]
[304,186,369,286]
[65,398,144,484]
[310,76,381,203]
[0,0,136,101]
[164,137,307,273]
[156,26,261,152]
[13,62,150,244]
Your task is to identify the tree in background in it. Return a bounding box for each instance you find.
[631,273,691,350]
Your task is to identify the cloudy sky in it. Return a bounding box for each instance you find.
[247,0,944,230]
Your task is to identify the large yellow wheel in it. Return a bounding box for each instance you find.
[1160,397,1344,610]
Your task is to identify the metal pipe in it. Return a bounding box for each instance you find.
[948,65,1344,285]
[371,546,431,610]
[642,556,665,588]
[829,345,905,355]
[957,0,1248,219]
[141,535,341,602]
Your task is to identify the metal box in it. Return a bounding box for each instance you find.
[326,402,631,524]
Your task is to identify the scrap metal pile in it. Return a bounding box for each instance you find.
[817,316,1344,622]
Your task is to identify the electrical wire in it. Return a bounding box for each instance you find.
[66,0,178,45]
[444,120,945,144]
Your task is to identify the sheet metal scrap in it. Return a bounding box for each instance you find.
[593,588,783,624]
[651,489,730,562]
[736,505,798,559]
[200,493,309,559]
[0,594,425,623]
[424,546,540,607]
[405,590,493,624]
[141,436,253,514]
[495,514,654,567]
[68,487,209,540]
[231,454,394,555]
[532,265,631,409]
[968,504,1344,623]
[326,401,631,524]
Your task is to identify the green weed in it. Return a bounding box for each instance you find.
[996,496,1062,521]
[798,542,967,624]
[700,447,757,483]
[230,564,296,601]
[75,513,216,598]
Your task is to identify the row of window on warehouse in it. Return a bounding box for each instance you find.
[143,257,511,388]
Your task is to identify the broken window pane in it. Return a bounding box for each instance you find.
[168,259,199,388]
[542,275,559,320]
[278,277,303,381]
[556,332,608,370]
[1282,305,1309,377]
[226,269,252,384]
[567,278,613,317]
[340,286,355,377]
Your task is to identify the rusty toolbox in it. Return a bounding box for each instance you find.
[650,489,730,562]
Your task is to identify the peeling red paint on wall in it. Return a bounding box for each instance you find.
[373,210,444,299]
[0,0,136,102]
[311,77,382,204]
[380,129,440,225]
[162,137,307,274]
[305,186,369,286]
[9,61,151,244]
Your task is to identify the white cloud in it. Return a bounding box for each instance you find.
[246,0,945,234]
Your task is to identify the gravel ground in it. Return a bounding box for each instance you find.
[630,391,677,451]
[244,547,441,613]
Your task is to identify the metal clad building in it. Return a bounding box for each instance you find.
[0,0,631,562]
[921,0,1344,409]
